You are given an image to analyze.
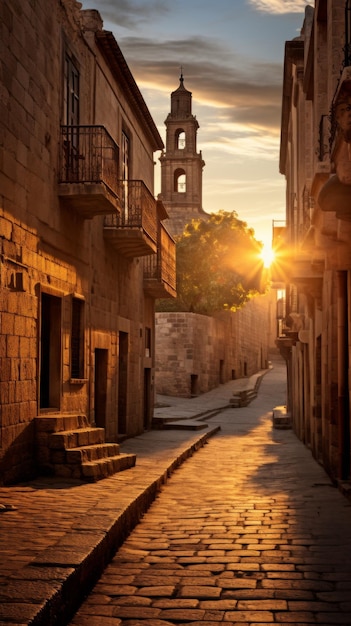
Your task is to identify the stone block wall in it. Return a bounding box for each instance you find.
[0,0,164,484]
[155,293,273,397]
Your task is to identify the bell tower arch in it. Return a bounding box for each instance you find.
[159,73,206,236]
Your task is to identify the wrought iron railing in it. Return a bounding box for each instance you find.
[143,223,176,290]
[59,125,120,197]
[104,180,157,244]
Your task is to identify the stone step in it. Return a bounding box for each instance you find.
[35,414,137,482]
[81,453,137,482]
[272,405,292,429]
[230,389,257,407]
[162,419,208,431]
[35,414,89,434]
[66,443,120,464]
[49,427,105,450]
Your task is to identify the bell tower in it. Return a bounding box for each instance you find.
[159,73,206,237]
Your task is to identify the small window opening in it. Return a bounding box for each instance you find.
[176,130,186,149]
[174,168,186,193]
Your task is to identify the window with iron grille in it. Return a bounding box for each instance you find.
[71,297,85,379]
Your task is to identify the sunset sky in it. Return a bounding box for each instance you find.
[81,0,313,247]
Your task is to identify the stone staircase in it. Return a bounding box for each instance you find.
[152,407,225,431]
[229,371,266,408]
[35,414,136,482]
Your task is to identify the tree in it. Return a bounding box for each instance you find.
[157,211,268,315]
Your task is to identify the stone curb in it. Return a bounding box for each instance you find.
[2,425,220,626]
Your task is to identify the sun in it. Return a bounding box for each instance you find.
[260,244,276,268]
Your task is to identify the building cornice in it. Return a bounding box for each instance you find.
[95,31,164,152]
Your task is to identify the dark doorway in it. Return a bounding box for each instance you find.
[94,349,108,429]
[40,293,61,410]
[190,374,198,397]
[219,359,224,384]
[118,331,128,434]
[143,368,151,430]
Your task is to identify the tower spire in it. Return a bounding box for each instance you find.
[159,75,206,237]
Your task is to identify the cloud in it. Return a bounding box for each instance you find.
[247,0,313,14]
[116,36,283,133]
[82,0,169,29]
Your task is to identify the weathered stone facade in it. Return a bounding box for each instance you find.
[155,294,273,397]
[278,1,351,483]
[158,75,208,237]
[155,76,274,398]
[0,0,175,484]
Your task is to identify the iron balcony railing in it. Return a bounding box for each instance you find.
[59,125,120,197]
[143,223,176,290]
[104,180,157,244]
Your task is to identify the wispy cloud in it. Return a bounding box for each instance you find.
[87,0,169,29]
[80,0,289,237]
[247,0,313,14]
[117,36,283,133]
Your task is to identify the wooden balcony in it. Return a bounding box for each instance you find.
[143,223,176,298]
[58,125,121,218]
[104,180,158,257]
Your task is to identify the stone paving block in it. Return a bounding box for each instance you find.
[152,598,200,608]
[0,601,46,623]
[70,617,122,626]
[136,585,176,597]
[73,604,116,617]
[5,358,351,626]
[178,584,222,598]
[158,608,206,620]
[111,606,162,619]
[199,599,237,610]
[95,584,138,596]
[224,610,274,621]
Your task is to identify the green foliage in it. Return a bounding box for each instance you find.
[157,210,268,315]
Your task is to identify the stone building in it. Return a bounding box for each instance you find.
[277,0,351,483]
[158,74,207,237]
[0,0,176,484]
[156,295,274,398]
[155,77,273,397]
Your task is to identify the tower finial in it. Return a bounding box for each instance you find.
[180,65,184,84]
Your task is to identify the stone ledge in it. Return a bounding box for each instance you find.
[272,405,291,429]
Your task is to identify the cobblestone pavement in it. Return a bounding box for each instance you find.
[70,358,351,626]
[0,360,264,625]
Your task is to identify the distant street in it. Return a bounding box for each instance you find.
[70,357,351,625]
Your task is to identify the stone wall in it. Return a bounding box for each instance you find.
[155,293,273,397]
[0,0,164,484]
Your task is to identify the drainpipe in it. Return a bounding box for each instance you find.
[337,271,348,479]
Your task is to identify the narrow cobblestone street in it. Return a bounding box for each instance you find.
[69,358,351,626]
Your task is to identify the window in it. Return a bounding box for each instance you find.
[145,327,151,358]
[71,297,85,379]
[62,54,80,180]
[122,130,130,221]
[64,54,79,126]
[176,129,186,149]
[174,168,186,193]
